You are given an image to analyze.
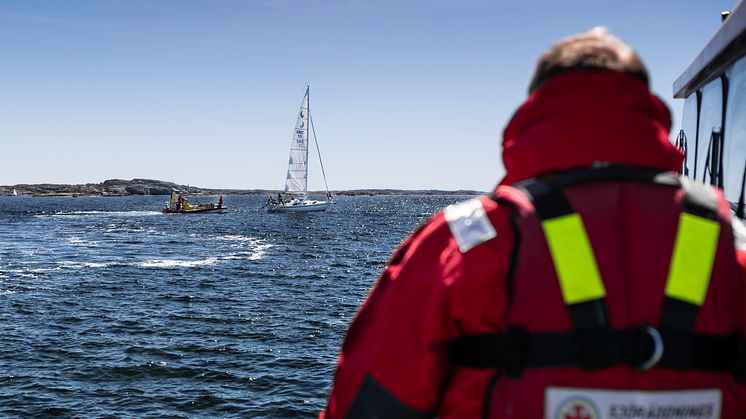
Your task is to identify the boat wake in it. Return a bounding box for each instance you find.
[42,238,274,271]
[42,210,162,218]
[139,243,273,267]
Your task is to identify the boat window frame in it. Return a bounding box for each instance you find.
[695,77,725,186]
[681,93,701,178]
[723,55,746,211]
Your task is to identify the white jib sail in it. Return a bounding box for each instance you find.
[284,87,310,195]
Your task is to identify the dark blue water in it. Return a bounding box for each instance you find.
[0,194,474,417]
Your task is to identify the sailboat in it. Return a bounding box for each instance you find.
[266,86,332,213]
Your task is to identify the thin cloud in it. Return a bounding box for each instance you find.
[0,10,103,26]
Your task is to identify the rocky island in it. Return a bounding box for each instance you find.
[0,179,482,197]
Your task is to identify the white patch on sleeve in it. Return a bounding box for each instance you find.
[732,215,746,251]
[444,198,497,253]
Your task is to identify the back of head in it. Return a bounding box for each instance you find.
[500,27,683,185]
[527,27,649,94]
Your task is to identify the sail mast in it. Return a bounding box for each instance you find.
[304,85,310,198]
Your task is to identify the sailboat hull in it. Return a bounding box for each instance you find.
[267,200,331,213]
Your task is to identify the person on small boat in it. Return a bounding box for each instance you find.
[176,195,183,211]
[278,193,284,204]
[321,28,746,418]
[218,195,223,208]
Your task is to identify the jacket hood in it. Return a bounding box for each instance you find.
[500,71,683,185]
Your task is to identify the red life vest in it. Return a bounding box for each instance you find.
[450,166,746,418]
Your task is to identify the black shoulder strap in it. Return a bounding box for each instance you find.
[659,178,722,332]
[514,177,609,332]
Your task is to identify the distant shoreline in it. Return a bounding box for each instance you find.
[0,179,484,197]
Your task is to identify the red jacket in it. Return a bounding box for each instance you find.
[323,72,746,418]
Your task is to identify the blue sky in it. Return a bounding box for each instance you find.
[0,0,737,191]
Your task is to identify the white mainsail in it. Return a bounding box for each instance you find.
[285,87,310,196]
[267,86,331,213]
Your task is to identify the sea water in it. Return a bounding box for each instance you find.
[0,194,474,417]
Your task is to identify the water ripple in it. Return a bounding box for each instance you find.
[0,194,473,416]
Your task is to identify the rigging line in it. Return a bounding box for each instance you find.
[717,131,724,189]
[309,113,331,199]
[737,161,746,219]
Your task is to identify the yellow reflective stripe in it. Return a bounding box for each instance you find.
[665,213,720,306]
[542,213,606,305]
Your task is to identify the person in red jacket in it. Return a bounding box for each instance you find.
[323,27,746,418]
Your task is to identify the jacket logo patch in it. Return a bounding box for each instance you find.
[545,387,721,419]
[556,397,599,419]
[444,198,497,253]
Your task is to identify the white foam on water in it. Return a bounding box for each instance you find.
[0,268,37,278]
[83,262,109,268]
[56,261,111,269]
[223,251,260,261]
[139,258,220,268]
[36,236,274,271]
[140,240,273,267]
[218,235,256,242]
[45,210,161,218]
[67,237,100,247]
[30,266,62,273]
[213,236,273,260]
[247,243,273,260]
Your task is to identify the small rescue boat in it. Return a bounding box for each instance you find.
[162,191,227,214]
